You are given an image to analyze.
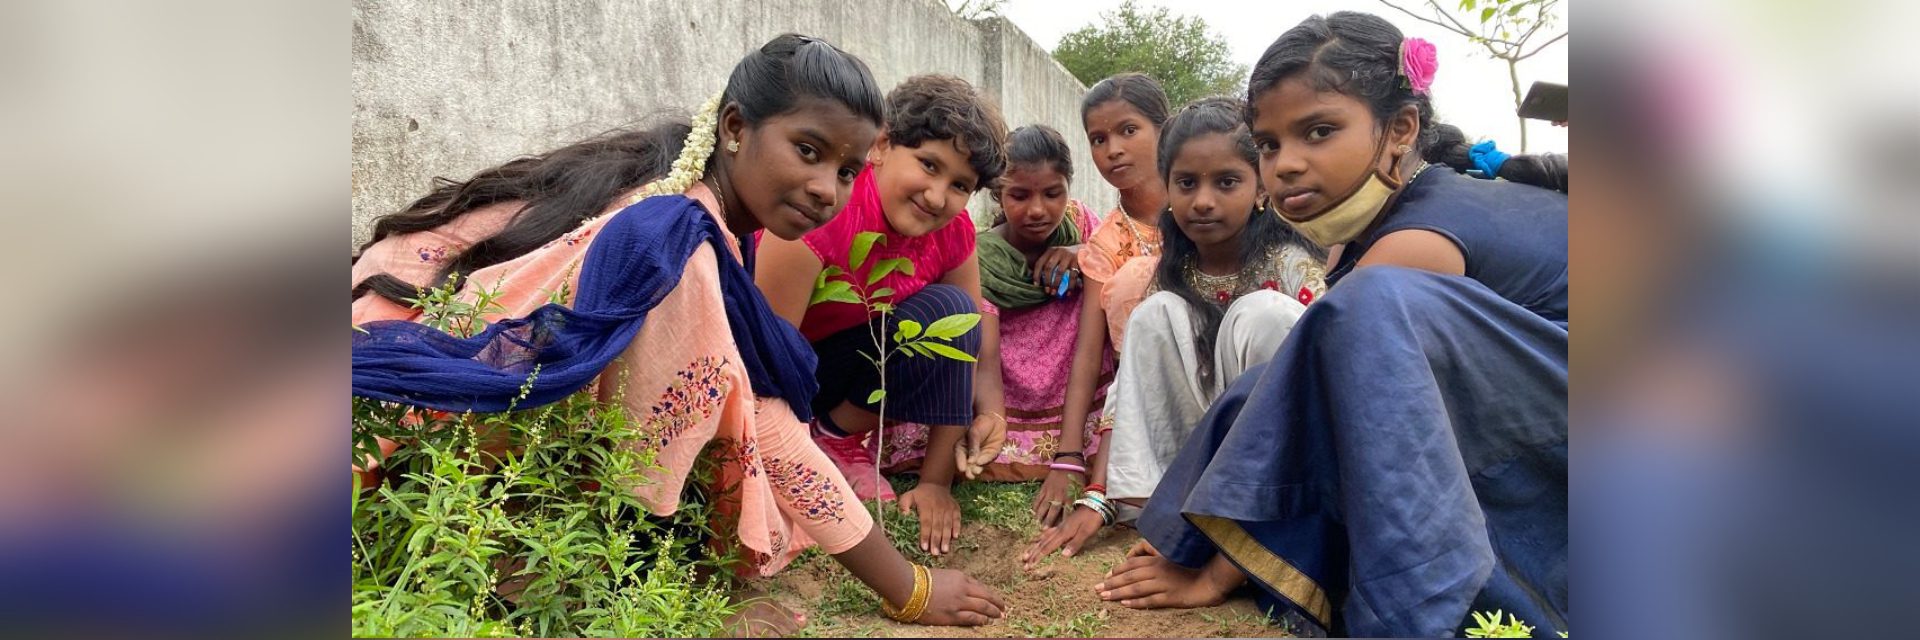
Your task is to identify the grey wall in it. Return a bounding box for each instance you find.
[352,0,1116,250]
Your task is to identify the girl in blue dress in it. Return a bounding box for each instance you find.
[1095,12,1568,638]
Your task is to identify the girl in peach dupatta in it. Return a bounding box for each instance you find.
[352,34,1006,629]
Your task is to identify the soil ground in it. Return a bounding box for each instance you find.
[756,480,1306,638]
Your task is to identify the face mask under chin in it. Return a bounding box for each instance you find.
[1279,133,1412,247]
[1284,168,1402,247]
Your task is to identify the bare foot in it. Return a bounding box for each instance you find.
[1094,553,1242,609]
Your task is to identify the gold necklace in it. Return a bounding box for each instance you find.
[702,176,728,216]
[1181,248,1283,305]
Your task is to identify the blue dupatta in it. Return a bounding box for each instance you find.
[352,195,819,421]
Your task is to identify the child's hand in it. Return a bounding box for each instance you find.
[1029,468,1082,527]
[1022,506,1104,570]
[1030,246,1083,293]
[913,567,1007,625]
[955,413,1005,480]
[898,483,962,555]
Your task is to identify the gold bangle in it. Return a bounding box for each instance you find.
[880,563,932,623]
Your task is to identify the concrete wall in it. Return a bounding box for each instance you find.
[352,0,1116,249]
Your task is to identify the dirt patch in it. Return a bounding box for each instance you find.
[760,523,1299,638]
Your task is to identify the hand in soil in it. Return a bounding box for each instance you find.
[913,567,1009,626]
[1095,553,1235,610]
[1022,507,1103,570]
[898,483,962,555]
[1030,469,1082,527]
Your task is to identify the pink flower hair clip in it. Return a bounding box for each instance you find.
[1400,37,1438,96]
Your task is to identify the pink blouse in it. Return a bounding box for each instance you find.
[793,165,976,342]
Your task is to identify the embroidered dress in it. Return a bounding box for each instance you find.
[353,182,870,576]
[1099,243,1326,502]
[1077,206,1163,350]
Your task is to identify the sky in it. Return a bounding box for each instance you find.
[990,0,1569,154]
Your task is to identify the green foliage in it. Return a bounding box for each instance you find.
[352,280,740,638]
[823,230,983,523]
[1051,0,1249,106]
[1463,609,1540,638]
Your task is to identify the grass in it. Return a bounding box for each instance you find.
[875,476,1042,561]
[1011,609,1108,637]
[1201,609,1283,637]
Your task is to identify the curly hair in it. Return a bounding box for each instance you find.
[885,74,1009,190]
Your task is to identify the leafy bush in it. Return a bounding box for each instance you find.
[351,279,740,637]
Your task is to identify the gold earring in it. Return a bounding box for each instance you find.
[1395,144,1411,154]
[727,140,740,153]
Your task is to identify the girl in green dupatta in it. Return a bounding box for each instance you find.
[967,125,1115,491]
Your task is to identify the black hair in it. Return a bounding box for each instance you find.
[354,33,885,305]
[1425,123,1568,192]
[989,124,1075,222]
[1246,12,1562,192]
[1153,97,1324,393]
[1080,72,1172,129]
[884,74,1008,191]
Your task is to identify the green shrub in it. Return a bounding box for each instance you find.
[352,279,740,637]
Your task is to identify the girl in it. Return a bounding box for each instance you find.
[353,34,1006,629]
[1025,74,1171,533]
[970,125,1111,481]
[1098,13,1568,638]
[1028,97,1328,567]
[753,74,1009,558]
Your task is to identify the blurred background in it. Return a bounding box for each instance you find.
[0,0,1915,636]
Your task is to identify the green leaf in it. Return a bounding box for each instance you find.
[809,280,855,306]
[870,287,895,301]
[923,313,981,339]
[1506,4,1524,16]
[1461,0,1476,11]
[867,257,914,285]
[1481,7,1496,23]
[871,302,895,314]
[897,319,923,340]
[919,341,977,362]
[866,389,886,404]
[850,232,882,272]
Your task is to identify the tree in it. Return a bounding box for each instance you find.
[1051,0,1249,107]
[1376,0,1567,152]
